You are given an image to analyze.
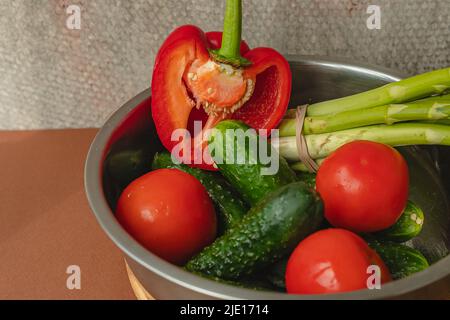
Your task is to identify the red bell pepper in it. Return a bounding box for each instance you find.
[151,0,291,170]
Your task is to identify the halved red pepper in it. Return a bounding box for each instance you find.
[151,0,291,170]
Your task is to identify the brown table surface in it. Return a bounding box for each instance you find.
[0,129,135,300]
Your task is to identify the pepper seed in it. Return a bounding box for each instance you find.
[188,72,198,81]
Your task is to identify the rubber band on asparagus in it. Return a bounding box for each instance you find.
[296,105,319,173]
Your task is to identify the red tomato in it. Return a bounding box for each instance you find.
[316,141,409,233]
[286,229,391,294]
[116,168,217,265]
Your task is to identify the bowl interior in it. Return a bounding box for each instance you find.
[98,57,450,297]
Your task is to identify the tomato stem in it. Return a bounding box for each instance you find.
[210,0,251,68]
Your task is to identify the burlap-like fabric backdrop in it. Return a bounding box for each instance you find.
[0,0,449,129]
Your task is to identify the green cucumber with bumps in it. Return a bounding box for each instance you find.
[368,240,429,280]
[185,182,324,280]
[374,201,425,242]
[189,271,274,291]
[208,120,297,206]
[296,172,316,190]
[265,258,288,291]
[106,147,151,187]
[152,151,248,232]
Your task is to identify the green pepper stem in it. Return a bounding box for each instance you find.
[210,0,251,67]
[219,0,242,60]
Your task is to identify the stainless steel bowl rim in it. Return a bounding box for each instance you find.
[85,55,450,300]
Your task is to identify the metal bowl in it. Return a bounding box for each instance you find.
[85,56,450,299]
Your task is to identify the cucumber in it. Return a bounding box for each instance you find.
[185,182,324,280]
[190,271,274,291]
[296,172,316,190]
[265,258,288,291]
[208,120,297,206]
[368,240,429,280]
[152,152,248,232]
[106,147,151,187]
[374,201,424,242]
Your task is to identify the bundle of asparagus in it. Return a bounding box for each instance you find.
[276,67,450,172]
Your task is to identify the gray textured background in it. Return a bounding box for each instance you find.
[0,0,449,129]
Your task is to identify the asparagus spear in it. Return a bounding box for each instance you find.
[276,123,450,161]
[291,159,325,172]
[422,119,450,126]
[280,94,450,136]
[305,67,450,117]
